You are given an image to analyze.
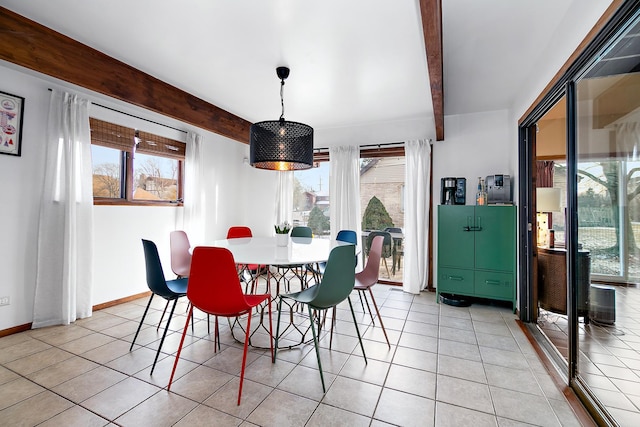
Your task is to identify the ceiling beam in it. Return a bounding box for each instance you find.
[0,7,251,144]
[419,0,444,141]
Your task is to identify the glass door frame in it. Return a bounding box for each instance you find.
[518,2,640,425]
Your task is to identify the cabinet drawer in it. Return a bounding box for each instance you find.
[475,271,513,300]
[438,268,474,295]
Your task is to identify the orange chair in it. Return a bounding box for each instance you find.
[354,235,390,347]
[167,246,273,405]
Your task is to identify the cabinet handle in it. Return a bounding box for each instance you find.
[448,276,464,281]
[485,279,501,286]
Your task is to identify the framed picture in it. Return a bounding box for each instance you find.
[0,91,25,157]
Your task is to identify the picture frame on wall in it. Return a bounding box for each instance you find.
[0,90,25,157]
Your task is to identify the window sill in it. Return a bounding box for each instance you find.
[93,199,183,207]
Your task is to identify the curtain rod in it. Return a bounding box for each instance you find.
[47,88,188,134]
[314,141,405,151]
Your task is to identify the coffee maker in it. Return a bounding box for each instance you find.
[441,177,466,205]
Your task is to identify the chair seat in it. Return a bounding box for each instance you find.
[353,276,373,291]
[166,278,188,295]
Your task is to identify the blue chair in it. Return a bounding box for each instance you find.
[274,244,366,393]
[130,239,189,374]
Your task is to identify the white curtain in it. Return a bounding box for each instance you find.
[33,90,93,328]
[183,131,206,243]
[330,145,362,261]
[275,171,293,228]
[403,139,431,294]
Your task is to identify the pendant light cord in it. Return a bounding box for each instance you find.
[279,78,285,122]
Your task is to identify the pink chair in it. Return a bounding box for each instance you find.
[170,230,192,278]
[354,235,390,347]
[168,246,273,405]
[168,230,201,336]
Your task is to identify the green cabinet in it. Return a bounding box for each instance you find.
[437,205,516,310]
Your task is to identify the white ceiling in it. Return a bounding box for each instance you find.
[1,0,601,142]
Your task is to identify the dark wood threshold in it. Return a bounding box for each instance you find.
[516,319,597,427]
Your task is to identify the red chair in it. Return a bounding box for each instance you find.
[226,226,266,291]
[167,246,273,405]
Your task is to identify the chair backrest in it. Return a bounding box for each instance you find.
[336,229,357,244]
[366,231,392,258]
[187,246,254,316]
[357,235,383,286]
[308,245,356,309]
[169,230,192,277]
[291,226,313,238]
[227,226,253,239]
[384,227,402,234]
[141,239,174,298]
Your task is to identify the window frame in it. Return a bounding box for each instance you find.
[90,118,185,206]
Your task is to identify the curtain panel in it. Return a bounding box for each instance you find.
[403,139,431,294]
[536,160,555,187]
[329,145,362,264]
[33,90,93,328]
[183,131,206,242]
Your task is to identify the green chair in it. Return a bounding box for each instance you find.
[273,244,366,393]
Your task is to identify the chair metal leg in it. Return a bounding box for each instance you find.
[130,293,154,351]
[347,296,367,364]
[382,257,391,278]
[367,288,390,347]
[360,290,375,324]
[267,297,274,362]
[167,305,193,391]
[308,305,326,393]
[238,310,252,405]
[157,299,170,332]
[151,298,178,375]
[274,297,284,362]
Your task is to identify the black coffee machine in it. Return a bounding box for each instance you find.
[441,177,466,205]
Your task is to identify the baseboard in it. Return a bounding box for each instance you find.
[0,323,32,338]
[92,291,151,311]
[0,292,152,338]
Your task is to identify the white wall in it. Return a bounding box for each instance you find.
[0,62,278,330]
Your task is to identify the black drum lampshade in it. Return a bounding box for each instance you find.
[250,119,313,170]
[249,66,314,171]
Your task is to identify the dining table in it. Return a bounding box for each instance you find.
[208,235,355,348]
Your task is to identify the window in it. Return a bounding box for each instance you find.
[90,118,185,205]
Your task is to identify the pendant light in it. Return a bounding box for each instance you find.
[250,66,314,170]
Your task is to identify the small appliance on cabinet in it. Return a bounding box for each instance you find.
[440,177,466,205]
[485,174,512,204]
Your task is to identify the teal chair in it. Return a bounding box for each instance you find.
[274,244,366,392]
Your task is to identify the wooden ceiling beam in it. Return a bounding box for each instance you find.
[0,7,251,144]
[419,0,444,141]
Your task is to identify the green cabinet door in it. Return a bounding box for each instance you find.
[438,205,475,269]
[474,205,515,272]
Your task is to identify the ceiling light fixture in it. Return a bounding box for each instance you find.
[250,66,313,171]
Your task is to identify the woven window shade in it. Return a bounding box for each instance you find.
[89,118,185,159]
[136,129,185,159]
[90,118,135,152]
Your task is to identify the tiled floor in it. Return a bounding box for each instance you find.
[538,284,640,426]
[0,283,587,426]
